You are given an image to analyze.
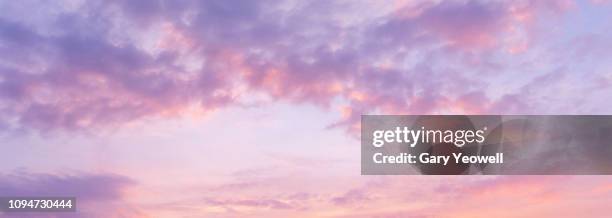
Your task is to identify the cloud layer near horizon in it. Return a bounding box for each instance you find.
[2,0,611,133]
[4,171,611,218]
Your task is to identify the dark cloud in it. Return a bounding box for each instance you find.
[0,171,145,218]
[0,171,132,201]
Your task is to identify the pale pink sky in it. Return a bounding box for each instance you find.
[1,0,612,217]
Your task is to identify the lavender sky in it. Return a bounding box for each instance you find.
[1,0,612,217]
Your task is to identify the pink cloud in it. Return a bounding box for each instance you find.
[149,175,611,217]
[1,0,610,134]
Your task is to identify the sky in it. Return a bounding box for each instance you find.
[1,0,612,217]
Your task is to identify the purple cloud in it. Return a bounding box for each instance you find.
[0,170,144,217]
[1,0,611,134]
